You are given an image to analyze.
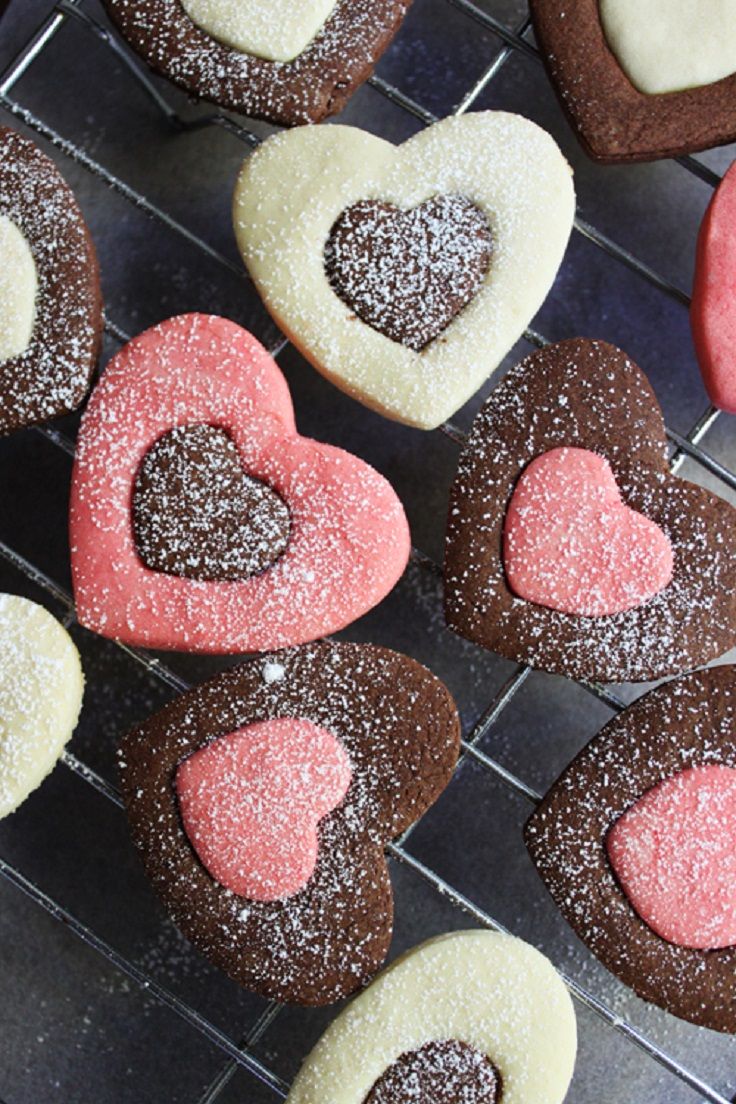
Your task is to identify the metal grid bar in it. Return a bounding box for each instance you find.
[0,3,734,1103]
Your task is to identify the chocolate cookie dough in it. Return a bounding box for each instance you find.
[526,665,736,1032]
[132,423,291,581]
[118,641,460,1005]
[102,0,412,126]
[529,0,736,162]
[0,126,103,435]
[444,337,736,683]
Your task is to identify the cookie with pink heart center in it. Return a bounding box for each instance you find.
[445,337,736,682]
[504,446,673,617]
[691,159,736,414]
[526,664,736,1032]
[70,314,410,653]
[119,641,461,1004]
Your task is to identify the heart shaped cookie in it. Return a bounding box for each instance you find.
[103,0,411,126]
[525,665,736,1032]
[0,127,103,435]
[287,930,577,1103]
[0,594,84,819]
[691,159,736,414]
[70,313,410,653]
[118,641,460,1004]
[445,337,736,683]
[530,0,736,161]
[233,113,575,429]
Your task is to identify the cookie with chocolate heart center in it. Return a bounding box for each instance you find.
[118,641,460,1004]
[530,0,736,162]
[70,314,410,653]
[233,113,574,429]
[102,0,411,126]
[526,665,736,1032]
[445,337,736,682]
[0,127,102,435]
[286,929,577,1102]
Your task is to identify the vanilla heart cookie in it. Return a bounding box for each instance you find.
[70,313,410,653]
[526,665,736,1032]
[445,337,736,683]
[530,0,736,161]
[288,929,577,1103]
[118,641,460,1004]
[692,159,736,414]
[0,127,103,435]
[233,113,575,430]
[0,594,84,819]
[103,0,411,126]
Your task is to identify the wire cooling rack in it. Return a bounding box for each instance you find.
[1,2,736,1102]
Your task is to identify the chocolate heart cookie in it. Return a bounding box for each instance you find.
[102,0,412,126]
[118,641,460,1004]
[233,113,574,429]
[0,126,103,435]
[526,665,736,1032]
[444,337,736,683]
[530,0,736,162]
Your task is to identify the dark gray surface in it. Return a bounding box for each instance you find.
[1,2,736,1102]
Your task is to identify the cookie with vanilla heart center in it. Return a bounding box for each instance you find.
[0,126,102,435]
[233,112,575,430]
[530,0,736,162]
[102,0,411,126]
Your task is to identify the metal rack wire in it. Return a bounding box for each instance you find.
[1,3,735,1102]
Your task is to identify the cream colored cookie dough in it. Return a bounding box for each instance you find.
[288,929,577,1104]
[0,215,37,361]
[233,113,575,430]
[180,0,337,62]
[0,594,84,818]
[600,0,736,95]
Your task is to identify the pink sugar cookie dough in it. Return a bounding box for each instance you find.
[607,763,736,950]
[691,160,736,414]
[503,446,673,617]
[176,718,352,901]
[70,314,410,652]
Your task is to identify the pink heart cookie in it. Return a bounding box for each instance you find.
[70,314,410,652]
[503,446,673,617]
[691,160,736,414]
[176,718,352,901]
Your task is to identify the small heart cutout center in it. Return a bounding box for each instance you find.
[607,763,736,949]
[324,194,493,352]
[503,446,673,617]
[364,1040,500,1104]
[176,717,352,901]
[132,423,291,582]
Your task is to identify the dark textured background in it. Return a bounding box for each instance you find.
[1,2,735,1101]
